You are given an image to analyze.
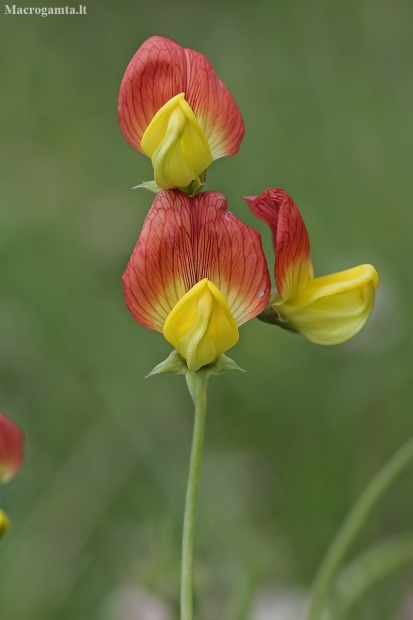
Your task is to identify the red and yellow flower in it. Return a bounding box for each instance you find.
[118,36,244,191]
[0,413,24,536]
[123,190,270,371]
[118,39,378,354]
[0,413,23,485]
[244,188,379,345]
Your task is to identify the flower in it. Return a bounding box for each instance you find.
[0,510,9,537]
[244,188,379,345]
[118,36,245,191]
[0,413,23,484]
[123,190,270,371]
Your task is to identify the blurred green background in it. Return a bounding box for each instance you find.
[1,1,413,619]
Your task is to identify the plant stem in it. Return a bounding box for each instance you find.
[307,435,413,620]
[180,382,208,620]
[334,531,413,616]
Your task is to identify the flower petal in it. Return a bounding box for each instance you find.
[273,264,379,345]
[0,509,10,538]
[118,36,244,159]
[184,47,245,159]
[163,279,239,371]
[140,94,213,189]
[123,190,193,332]
[192,192,271,325]
[0,414,24,484]
[122,190,271,331]
[118,37,187,154]
[243,188,313,300]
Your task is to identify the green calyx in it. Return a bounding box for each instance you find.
[147,350,244,404]
[132,170,206,198]
[257,304,298,333]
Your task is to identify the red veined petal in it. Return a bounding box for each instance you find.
[184,48,245,159]
[123,190,270,331]
[118,36,244,159]
[0,414,24,484]
[243,188,313,300]
[192,192,270,325]
[118,36,187,154]
[123,190,193,332]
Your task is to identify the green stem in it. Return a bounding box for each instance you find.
[180,382,208,620]
[333,532,413,616]
[307,435,413,620]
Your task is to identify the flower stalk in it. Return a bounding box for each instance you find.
[333,531,413,616]
[307,435,413,620]
[181,380,208,620]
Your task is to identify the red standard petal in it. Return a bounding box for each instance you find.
[184,48,245,159]
[191,192,270,325]
[243,188,313,300]
[118,36,187,154]
[123,190,270,331]
[0,414,24,483]
[118,36,244,159]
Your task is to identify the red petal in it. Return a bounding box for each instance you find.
[123,190,270,331]
[118,36,244,159]
[118,37,186,154]
[243,189,313,300]
[184,48,245,159]
[0,414,23,483]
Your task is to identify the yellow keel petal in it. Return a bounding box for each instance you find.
[163,279,239,371]
[141,93,212,189]
[0,510,10,540]
[274,264,379,345]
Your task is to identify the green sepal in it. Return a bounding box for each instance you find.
[181,177,205,197]
[208,353,245,375]
[178,169,207,197]
[147,352,244,405]
[132,180,162,194]
[131,173,206,197]
[257,305,298,333]
[146,350,187,377]
[185,369,209,404]
[185,355,244,403]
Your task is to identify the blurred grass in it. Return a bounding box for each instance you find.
[1,1,413,619]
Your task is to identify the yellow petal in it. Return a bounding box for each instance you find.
[0,510,10,539]
[273,264,379,345]
[163,279,239,371]
[141,93,212,190]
